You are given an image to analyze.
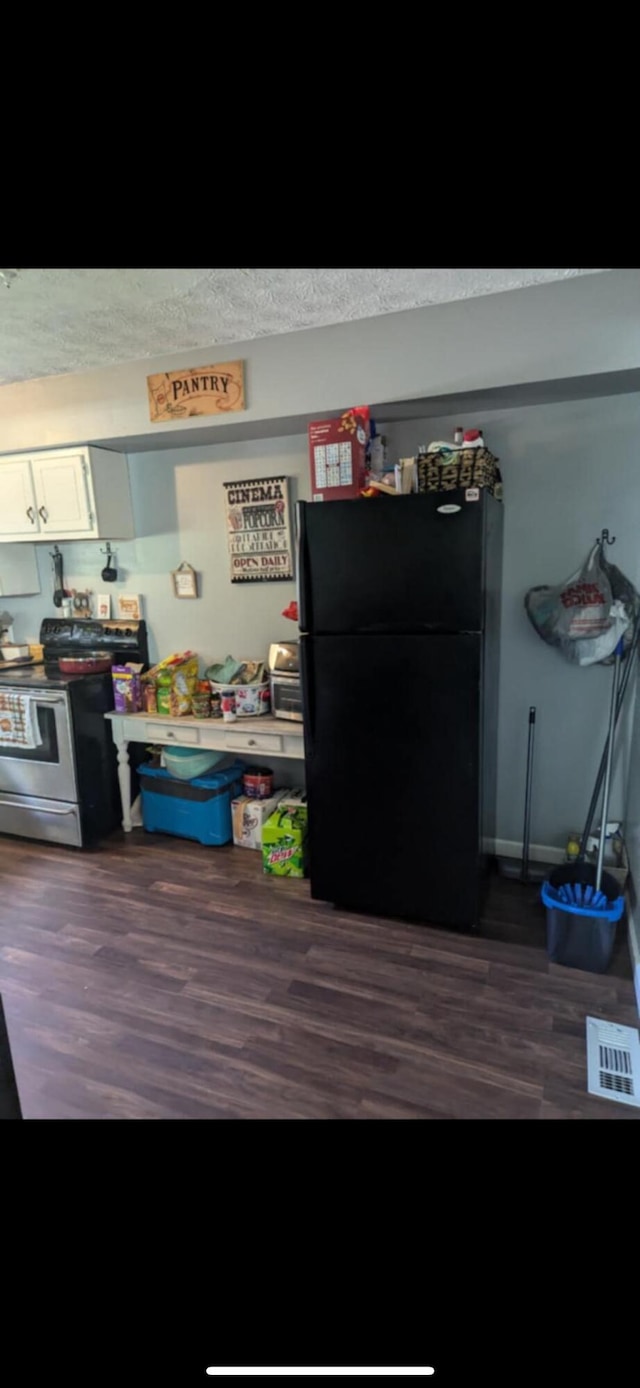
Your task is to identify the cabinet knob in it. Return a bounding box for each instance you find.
[38,506,48,523]
[248,739,257,746]
[26,506,35,524]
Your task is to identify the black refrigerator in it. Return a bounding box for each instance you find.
[298,488,503,928]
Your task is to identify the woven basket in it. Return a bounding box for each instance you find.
[417,447,500,496]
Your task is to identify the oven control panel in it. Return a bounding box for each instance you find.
[40,617,149,663]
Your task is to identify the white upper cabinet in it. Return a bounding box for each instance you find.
[0,458,38,536]
[0,446,134,543]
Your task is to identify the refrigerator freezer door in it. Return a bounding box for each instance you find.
[301,632,482,926]
[299,491,490,636]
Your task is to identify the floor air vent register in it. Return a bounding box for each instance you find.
[586,1017,640,1108]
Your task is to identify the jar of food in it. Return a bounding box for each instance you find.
[191,681,211,718]
[243,767,273,799]
[210,689,222,719]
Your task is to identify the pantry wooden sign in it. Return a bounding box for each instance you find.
[224,476,294,583]
[147,359,245,423]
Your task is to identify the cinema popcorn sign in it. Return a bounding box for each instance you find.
[224,476,294,584]
[147,360,245,423]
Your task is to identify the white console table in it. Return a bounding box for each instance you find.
[105,711,305,832]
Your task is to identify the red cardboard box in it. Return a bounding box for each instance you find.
[308,407,370,502]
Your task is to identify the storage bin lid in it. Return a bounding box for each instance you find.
[141,759,245,790]
[160,745,206,760]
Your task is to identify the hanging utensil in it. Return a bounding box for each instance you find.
[50,545,65,608]
[101,543,117,583]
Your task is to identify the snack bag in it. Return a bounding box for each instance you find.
[111,664,143,712]
[169,657,199,715]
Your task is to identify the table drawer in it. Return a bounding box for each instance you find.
[147,723,200,744]
[225,730,283,753]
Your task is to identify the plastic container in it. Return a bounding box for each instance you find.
[243,767,273,799]
[210,680,271,717]
[140,760,244,845]
[541,863,624,973]
[162,746,225,781]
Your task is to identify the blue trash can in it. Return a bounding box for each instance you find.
[541,863,624,973]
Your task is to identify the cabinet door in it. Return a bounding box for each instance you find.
[31,452,94,535]
[0,459,40,539]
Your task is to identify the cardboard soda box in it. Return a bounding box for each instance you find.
[231,791,285,850]
[308,406,370,502]
[262,802,308,877]
[277,788,307,811]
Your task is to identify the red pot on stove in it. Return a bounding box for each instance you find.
[58,652,114,675]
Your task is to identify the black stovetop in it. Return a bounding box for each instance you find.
[0,663,109,689]
[0,617,150,690]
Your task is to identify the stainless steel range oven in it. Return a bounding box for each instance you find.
[0,682,79,843]
[0,618,148,847]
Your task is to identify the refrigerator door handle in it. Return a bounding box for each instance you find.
[299,637,315,756]
[296,500,309,634]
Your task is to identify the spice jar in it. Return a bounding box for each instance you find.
[143,680,158,714]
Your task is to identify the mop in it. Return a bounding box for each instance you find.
[541,639,625,929]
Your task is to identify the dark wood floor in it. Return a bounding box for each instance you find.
[0,830,638,1119]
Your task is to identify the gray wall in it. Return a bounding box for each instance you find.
[2,271,640,452]
[7,393,640,846]
[387,393,640,850]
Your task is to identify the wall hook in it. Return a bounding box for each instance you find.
[598,528,615,548]
[100,542,115,557]
[49,544,62,560]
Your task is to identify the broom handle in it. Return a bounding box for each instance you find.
[596,643,622,893]
[521,707,536,883]
[579,618,640,859]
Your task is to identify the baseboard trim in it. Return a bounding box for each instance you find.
[491,838,566,866]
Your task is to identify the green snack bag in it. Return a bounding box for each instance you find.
[262,804,308,877]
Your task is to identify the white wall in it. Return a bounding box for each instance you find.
[1,271,640,452]
[6,435,311,788]
[7,434,310,665]
[387,393,640,851]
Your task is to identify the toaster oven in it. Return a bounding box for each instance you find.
[269,672,303,722]
[268,641,303,722]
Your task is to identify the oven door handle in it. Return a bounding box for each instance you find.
[0,799,77,815]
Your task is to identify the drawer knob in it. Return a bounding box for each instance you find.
[166,731,175,738]
[248,739,256,746]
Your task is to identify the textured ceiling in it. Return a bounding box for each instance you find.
[0,268,611,387]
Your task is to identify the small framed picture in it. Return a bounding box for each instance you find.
[117,593,142,620]
[96,593,111,620]
[171,562,198,599]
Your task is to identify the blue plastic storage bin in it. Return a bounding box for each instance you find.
[140,760,245,846]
